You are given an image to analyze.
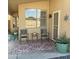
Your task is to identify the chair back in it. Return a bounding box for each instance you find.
[20,29,27,35]
[41,29,47,34]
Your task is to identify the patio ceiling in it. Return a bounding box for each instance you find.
[8,0,48,14]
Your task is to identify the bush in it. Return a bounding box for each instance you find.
[56,34,70,44]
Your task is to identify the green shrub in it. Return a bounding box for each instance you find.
[56,34,70,44]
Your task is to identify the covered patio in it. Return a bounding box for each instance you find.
[8,0,70,59]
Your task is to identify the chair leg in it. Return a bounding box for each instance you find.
[41,37,43,44]
[20,38,21,44]
[26,38,28,43]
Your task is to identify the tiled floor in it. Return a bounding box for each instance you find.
[8,39,69,59]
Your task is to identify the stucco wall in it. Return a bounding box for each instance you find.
[18,1,49,40]
[49,0,70,39]
[8,15,14,33]
[18,0,70,39]
[18,0,49,28]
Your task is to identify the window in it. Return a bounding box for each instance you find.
[25,9,41,28]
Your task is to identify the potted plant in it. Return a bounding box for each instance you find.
[55,34,70,53]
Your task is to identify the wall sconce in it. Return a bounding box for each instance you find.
[64,15,69,21]
[49,14,52,18]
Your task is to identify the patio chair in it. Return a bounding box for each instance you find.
[19,28,29,42]
[41,28,49,40]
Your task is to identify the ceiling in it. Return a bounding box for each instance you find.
[8,0,48,14]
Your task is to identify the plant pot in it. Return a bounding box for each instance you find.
[56,43,69,53]
[8,34,16,41]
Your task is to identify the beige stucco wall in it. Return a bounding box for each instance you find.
[18,0,49,28]
[18,1,49,40]
[18,0,70,39]
[8,15,14,33]
[49,0,70,39]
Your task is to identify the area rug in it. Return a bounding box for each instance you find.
[8,40,55,55]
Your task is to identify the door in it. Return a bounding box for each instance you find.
[52,11,60,40]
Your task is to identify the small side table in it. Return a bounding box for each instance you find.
[31,32,39,40]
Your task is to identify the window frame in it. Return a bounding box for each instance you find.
[25,8,41,28]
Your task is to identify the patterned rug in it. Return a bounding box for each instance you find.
[8,39,56,55]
